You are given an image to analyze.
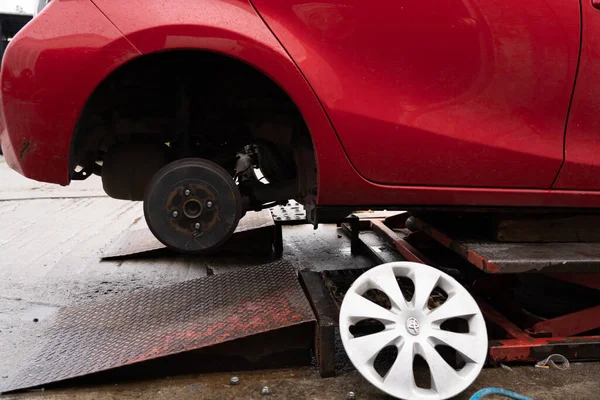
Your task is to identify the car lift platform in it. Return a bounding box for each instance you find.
[320,213,600,370]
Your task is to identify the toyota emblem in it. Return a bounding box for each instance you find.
[406,317,420,336]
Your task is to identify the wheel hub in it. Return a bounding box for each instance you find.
[144,158,242,253]
[166,183,216,233]
[182,197,204,219]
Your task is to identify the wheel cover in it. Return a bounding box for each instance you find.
[339,262,487,400]
[144,158,242,253]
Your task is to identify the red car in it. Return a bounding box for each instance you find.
[1,0,600,252]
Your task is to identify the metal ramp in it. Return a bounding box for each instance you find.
[102,209,276,258]
[1,261,315,393]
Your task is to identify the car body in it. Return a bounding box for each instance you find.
[2,0,600,214]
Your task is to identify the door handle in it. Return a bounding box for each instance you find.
[594,0,600,10]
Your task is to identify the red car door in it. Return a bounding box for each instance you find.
[554,2,600,190]
[251,0,580,188]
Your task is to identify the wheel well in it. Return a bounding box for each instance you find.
[71,50,317,204]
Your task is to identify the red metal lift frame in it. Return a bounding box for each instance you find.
[361,213,600,364]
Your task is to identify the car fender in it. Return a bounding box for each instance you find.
[90,0,356,203]
[0,0,140,184]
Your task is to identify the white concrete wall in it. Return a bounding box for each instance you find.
[0,0,39,16]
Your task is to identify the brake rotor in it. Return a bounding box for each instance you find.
[144,158,242,253]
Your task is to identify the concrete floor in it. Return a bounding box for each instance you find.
[1,156,600,399]
[2,365,600,400]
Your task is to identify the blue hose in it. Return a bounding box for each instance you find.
[470,387,534,400]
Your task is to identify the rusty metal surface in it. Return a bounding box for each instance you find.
[474,276,600,363]
[350,227,404,265]
[370,219,436,265]
[325,215,600,366]
[1,261,314,393]
[488,336,600,364]
[102,209,274,258]
[320,268,370,308]
[529,304,600,337]
[474,295,533,340]
[413,217,600,273]
[143,159,243,253]
[299,271,339,378]
[546,273,600,290]
[364,219,462,278]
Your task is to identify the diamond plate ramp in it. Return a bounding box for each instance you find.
[102,209,275,258]
[1,261,314,393]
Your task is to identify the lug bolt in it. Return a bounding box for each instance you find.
[184,189,191,196]
[172,211,179,218]
[194,222,201,230]
[207,201,213,208]
[261,386,270,396]
[347,392,356,400]
[230,376,239,386]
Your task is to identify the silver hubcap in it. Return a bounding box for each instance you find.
[339,262,488,400]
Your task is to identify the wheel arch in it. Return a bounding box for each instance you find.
[69,20,338,198]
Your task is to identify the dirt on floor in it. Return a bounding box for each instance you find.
[3,364,600,400]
